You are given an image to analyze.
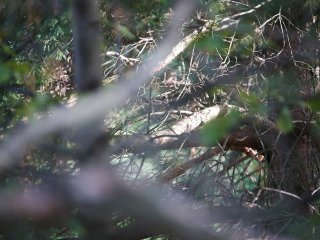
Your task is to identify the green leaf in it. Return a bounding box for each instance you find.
[118,25,136,40]
[307,95,320,111]
[276,107,294,133]
[0,64,11,83]
[196,35,224,54]
[200,110,240,145]
[239,91,266,113]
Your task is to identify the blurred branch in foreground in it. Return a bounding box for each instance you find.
[0,0,320,239]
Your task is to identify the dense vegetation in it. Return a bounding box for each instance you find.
[0,0,320,239]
